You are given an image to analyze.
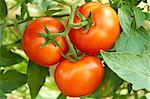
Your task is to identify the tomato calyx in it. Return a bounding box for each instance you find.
[59,51,77,62]
[74,9,94,32]
[38,25,80,62]
[59,50,86,62]
[38,25,81,62]
[38,25,65,48]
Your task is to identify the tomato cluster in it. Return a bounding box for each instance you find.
[22,2,120,97]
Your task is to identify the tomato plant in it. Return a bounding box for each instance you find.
[0,0,150,99]
[69,2,120,54]
[55,55,104,97]
[22,17,68,66]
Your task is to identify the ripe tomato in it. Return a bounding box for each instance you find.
[69,2,120,54]
[22,17,68,66]
[54,56,104,97]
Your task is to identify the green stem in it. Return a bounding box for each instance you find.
[65,36,78,60]
[22,0,30,18]
[71,21,89,28]
[63,1,81,60]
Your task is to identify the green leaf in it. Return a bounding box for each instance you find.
[0,90,6,99]
[27,61,49,99]
[125,0,141,6]
[133,7,145,28]
[0,0,8,17]
[110,0,120,10]
[1,28,17,45]
[145,12,150,21]
[118,5,133,35]
[116,27,150,53]
[112,94,127,99]
[0,18,5,47]
[0,31,2,48]
[97,67,122,97]
[101,51,150,90]
[0,47,24,67]
[21,4,27,18]
[85,0,92,3]
[57,93,66,99]
[20,0,30,19]
[83,67,122,98]
[0,70,27,93]
[140,96,147,99]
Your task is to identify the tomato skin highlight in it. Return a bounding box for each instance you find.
[69,2,120,54]
[22,17,68,66]
[54,56,104,97]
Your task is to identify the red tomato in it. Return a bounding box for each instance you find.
[22,17,68,66]
[69,2,120,54]
[54,56,104,97]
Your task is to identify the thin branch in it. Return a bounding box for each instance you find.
[6,18,30,27]
[6,19,31,27]
[6,14,69,27]
[8,3,20,10]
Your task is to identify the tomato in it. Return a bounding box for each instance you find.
[69,2,120,54]
[54,56,104,97]
[22,17,68,66]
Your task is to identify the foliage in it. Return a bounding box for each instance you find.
[0,0,150,99]
[27,61,49,99]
